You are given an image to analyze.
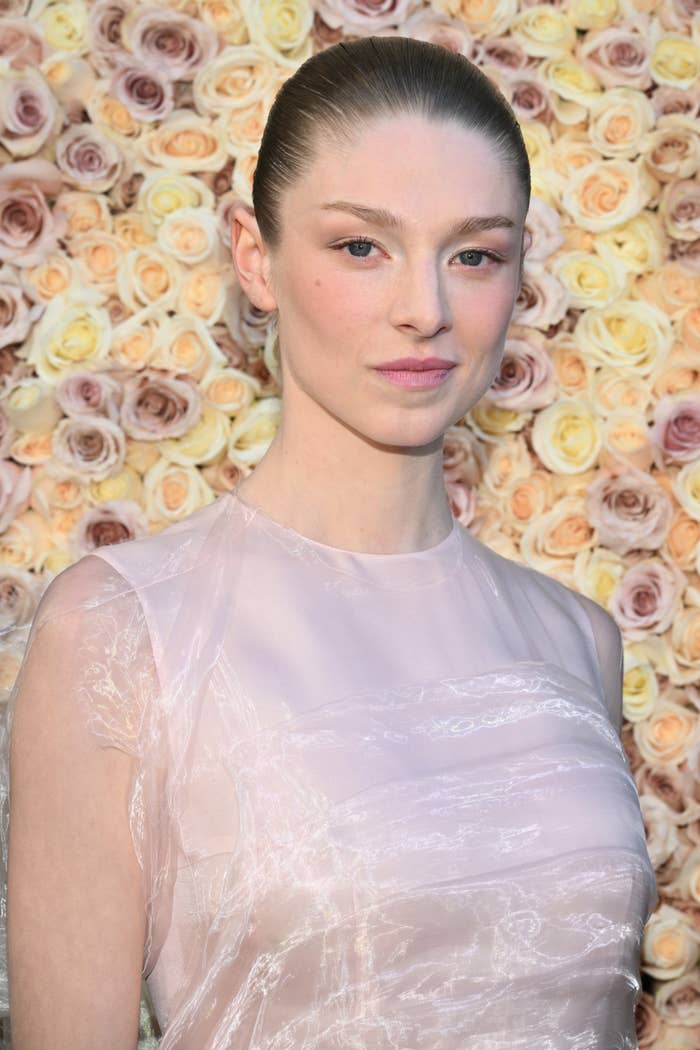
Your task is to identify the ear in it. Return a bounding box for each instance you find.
[522,228,533,257]
[230,204,278,313]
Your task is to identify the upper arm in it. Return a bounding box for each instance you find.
[572,592,624,735]
[6,558,152,1049]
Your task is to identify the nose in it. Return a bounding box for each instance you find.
[388,256,451,339]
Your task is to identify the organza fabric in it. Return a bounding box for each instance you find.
[0,487,657,1048]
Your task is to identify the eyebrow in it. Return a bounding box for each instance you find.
[318,200,517,237]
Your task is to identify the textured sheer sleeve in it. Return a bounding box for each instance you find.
[572,592,625,737]
[0,553,168,1018]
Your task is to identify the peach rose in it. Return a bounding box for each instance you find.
[587,86,655,159]
[178,264,229,324]
[116,246,183,311]
[610,557,686,638]
[142,457,215,525]
[550,336,592,397]
[519,495,593,585]
[54,189,113,238]
[51,416,126,482]
[86,87,143,142]
[481,433,532,496]
[120,369,202,440]
[138,109,228,173]
[487,334,556,411]
[666,509,700,570]
[122,5,219,81]
[562,158,655,232]
[193,43,281,118]
[69,499,149,558]
[636,262,700,318]
[503,470,552,532]
[585,467,674,555]
[0,159,65,268]
[650,396,700,466]
[600,409,653,472]
[69,231,124,295]
[201,366,260,415]
[591,366,652,416]
[109,310,161,370]
[197,0,250,47]
[151,315,227,380]
[156,206,220,265]
[20,251,76,304]
[653,342,700,398]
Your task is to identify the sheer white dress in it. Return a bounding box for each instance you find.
[0,486,657,1048]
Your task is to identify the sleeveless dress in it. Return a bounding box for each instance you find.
[0,487,657,1048]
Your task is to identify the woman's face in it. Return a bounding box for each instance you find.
[258,114,528,449]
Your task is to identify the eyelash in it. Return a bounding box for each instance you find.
[332,236,504,268]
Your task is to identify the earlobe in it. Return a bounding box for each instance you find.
[230,205,278,313]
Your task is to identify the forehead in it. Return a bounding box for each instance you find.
[288,115,522,227]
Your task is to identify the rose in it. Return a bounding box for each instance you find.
[401,5,477,60]
[505,74,552,123]
[26,291,113,385]
[674,459,700,522]
[550,131,603,184]
[651,33,700,91]
[178,264,229,324]
[670,609,700,683]
[201,366,260,415]
[1,376,62,433]
[590,366,652,416]
[55,370,122,422]
[562,158,655,232]
[523,196,564,263]
[116,246,183,311]
[538,57,602,125]
[192,44,277,117]
[85,463,142,506]
[481,433,532,496]
[113,211,155,249]
[573,300,673,375]
[40,54,95,124]
[69,499,149,558]
[122,5,219,81]
[0,273,37,347]
[519,495,594,583]
[593,211,666,274]
[550,337,591,397]
[317,0,428,33]
[550,248,627,308]
[585,468,674,555]
[7,430,52,467]
[587,86,655,159]
[109,60,175,123]
[667,509,700,569]
[0,159,65,268]
[609,558,686,638]
[621,658,658,722]
[54,190,113,238]
[228,396,281,466]
[200,455,248,495]
[55,124,124,193]
[109,310,161,370]
[641,115,700,183]
[50,416,126,482]
[600,409,653,472]
[0,64,59,158]
[486,335,556,411]
[136,171,215,228]
[138,110,228,173]
[531,399,602,474]
[0,505,53,570]
[650,396,700,468]
[86,0,131,75]
[20,251,76,304]
[477,34,527,71]
[142,457,215,524]
[635,262,700,318]
[197,0,250,47]
[0,564,41,630]
[678,309,700,357]
[156,207,220,265]
[235,1,314,64]
[467,400,529,443]
[70,232,125,295]
[120,369,202,440]
[35,0,88,51]
[216,100,268,158]
[512,263,569,329]
[510,5,575,57]
[442,423,488,487]
[151,315,227,379]
[86,87,142,142]
[157,404,230,466]
[568,0,620,31]
[577,23,652,90]
[0,458,31,531]
[651,85,699,118]
[503,470,552,532]
[659,179,700,242]
[0,18,45,69]
[573,546,625,608]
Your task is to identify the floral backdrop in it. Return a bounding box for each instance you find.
[0,0,698,1045]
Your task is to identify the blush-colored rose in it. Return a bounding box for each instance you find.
[51,416,126,481]
[0,65,58,158]
[660,178,700,242]
[0,458,31,531]
[69,499,149,558]
[0,18,45,69]
[0,564,41,630]
[512,262,569,329]
[122,5,219,81]
[55,370,123,423]
[585,467,674,555]
[316,0,423,33]
[0,158,66,268]
[120,369,202,440]
[577,24,652,90]
[442,423,487,487]
[487,335,556,411]
[55,123,124,193]
[87,0,131,75]
[110,60,174,123]
[610,558,686,638]
[0,273,38,347]
[650,395,700,465]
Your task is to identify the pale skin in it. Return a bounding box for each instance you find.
[232,114,531,555]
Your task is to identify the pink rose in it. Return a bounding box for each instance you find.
[487,335,556,411]
[87,0,132,75]
[585,468,674,555]
[508,76,552,123]
[512,264,569,330]
[0,272,39,347]
[316,0,423,34]
[122,5,219,81]
[56,124,124,193]
[442,423,487,487]
[0,565,41,631]
[445,479,478,528]
[524,196,564,263]
[109,61,174,123]
[651,85,700,119]
[0,159,66,268]
[610,558,686,638]
[650,396,700,466]
[660,179,700,242]
[577,23,652,90]
[476,36,529,72]
[55,370,123,424]
[0,18,46,69]
[0,459,31,532]
[69,499,149,558]
[400,7,476,59]
[120,369,201,440]
[51,416,126,481]
[0,66,59,158]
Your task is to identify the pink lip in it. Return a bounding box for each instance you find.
[373,357,456,371]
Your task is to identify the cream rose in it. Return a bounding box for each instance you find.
[587,86,655,159]
[674,460,700,522]
[600,409,653,472]
[116,246,183,311]
[481,433,532,497]
[551,248,628,308]
[467,400,530,443]
[610,557,686,638]
[1,376,62,433]
[142,457,215,525]
[591,366,652,416]
[25,293,112,384]
[510,4,576,57]
[151,314,227,379]
[156,206,220,265]
[157,403,230,466]
[531,399,602,474]
[137,170,215,228]
[138,109,228,173]
[568,0,620,31]
[193,44,279,116]
[201,366,260,415]
[539,57,602,125]
[572,545,626,607]
[650,32,700,91]
[228,396,281,466]
[621,657,659,723]
[574,299,673,375]
[670,608,700,684]
[34,0,88,51]
[593,211,666,275]
[562,158,655,232]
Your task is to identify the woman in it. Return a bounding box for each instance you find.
[2,36,656,1049]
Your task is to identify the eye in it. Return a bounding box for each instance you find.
[334,237,377,259]
[456,249,499,268]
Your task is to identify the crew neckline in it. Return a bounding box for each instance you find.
[226,485,464,590]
